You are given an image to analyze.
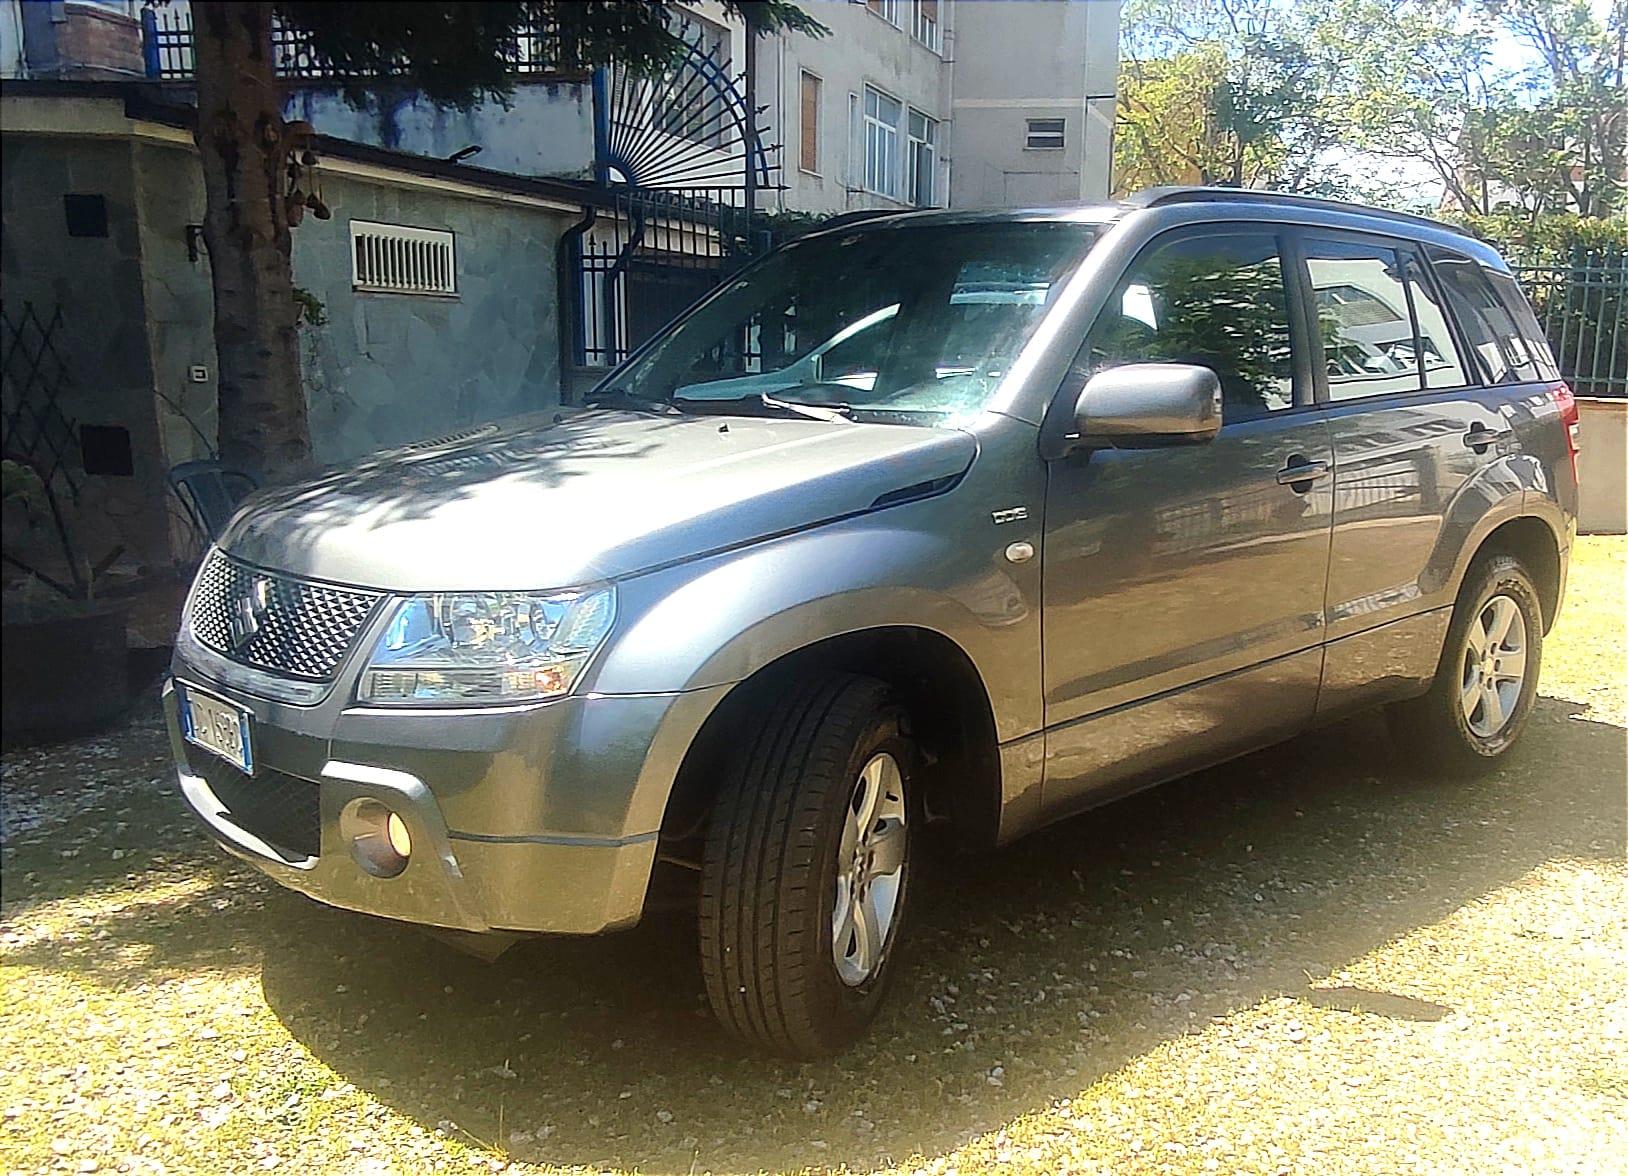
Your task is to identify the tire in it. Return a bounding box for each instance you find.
[1387,554,1544,775]
[698,672,916,1058]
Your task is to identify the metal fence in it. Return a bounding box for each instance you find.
[140,8,576,82]
[566,188,782,374]
[1513,250,1627,398]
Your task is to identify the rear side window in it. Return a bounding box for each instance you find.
[1304,237,1422,401]
[1082,229,1296,418]
[1402,250,1472,389]
[1427,249,1544,385]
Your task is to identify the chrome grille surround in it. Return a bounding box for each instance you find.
[188,550,384,681]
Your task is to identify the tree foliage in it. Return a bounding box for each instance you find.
[1115,0,1345,194]
[1115,0,1627,220]
[278,1,825,109]
[180,0,824,472]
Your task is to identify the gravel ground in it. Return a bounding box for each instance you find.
[2,537,1623,1176]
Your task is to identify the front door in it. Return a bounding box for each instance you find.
[1041,226,1334,814]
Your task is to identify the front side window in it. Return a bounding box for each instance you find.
[864,87,903,198]
[1082,231,1296,418]
[1305,238,1421,401]
[907,110,937,207]
[597,222,1099,426]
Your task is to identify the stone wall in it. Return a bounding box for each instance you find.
[5,120,578,570]
[1,134,172,572]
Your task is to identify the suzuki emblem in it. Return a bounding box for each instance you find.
[229,577,272,650]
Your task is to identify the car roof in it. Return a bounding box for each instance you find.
[804,187,1508,270]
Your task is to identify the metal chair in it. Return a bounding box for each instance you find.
[167,459,259,544]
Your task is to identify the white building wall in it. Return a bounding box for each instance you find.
[0,0,24,78]
[754,0,953,215]
[947,0,1120,208]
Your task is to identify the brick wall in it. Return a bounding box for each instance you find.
[55,4,144,79]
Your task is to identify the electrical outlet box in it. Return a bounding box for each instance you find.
[188,365,209,383]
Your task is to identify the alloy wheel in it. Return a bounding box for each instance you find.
[831,752,908,987]
[1460,593,1528,738]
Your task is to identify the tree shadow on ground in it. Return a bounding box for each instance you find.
[4,695,1622,1173]
[257,695,1623,1172]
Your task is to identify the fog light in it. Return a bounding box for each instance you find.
[339,798,411,878]
[386,812,412,858]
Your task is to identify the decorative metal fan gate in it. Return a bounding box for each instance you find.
[565,19,783,377]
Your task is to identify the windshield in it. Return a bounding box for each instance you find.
[596,222,1099,426]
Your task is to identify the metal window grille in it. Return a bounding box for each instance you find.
[140,7,576,82]
[1026,118,1066,150]
[350,222,458,296]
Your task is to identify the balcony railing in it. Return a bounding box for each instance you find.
[139,8,578,83]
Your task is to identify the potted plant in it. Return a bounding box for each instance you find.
[1,458,129,743]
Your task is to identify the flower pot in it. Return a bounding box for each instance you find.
[1,603,129,743]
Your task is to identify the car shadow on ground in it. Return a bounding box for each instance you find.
[254,695,1624,1172]
[4,694,1622,1173]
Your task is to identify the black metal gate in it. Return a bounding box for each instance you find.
[564,16,787,383]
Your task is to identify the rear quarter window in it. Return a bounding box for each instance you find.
[1484,269,1562,382]
[1427,247,1544,386]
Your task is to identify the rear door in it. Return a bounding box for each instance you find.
[1040,225,1334,812]
[1304,232,1524,717]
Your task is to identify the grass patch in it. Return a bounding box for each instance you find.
[3,539,1623,1174]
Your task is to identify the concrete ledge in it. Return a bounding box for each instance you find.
[1578,397,1626,535]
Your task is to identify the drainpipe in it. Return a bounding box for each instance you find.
[743,8,758,215]
[555,205,597,404]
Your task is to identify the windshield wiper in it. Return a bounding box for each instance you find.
[671,392,853,423]
[581,388,681,415]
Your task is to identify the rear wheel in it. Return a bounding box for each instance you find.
[1387,554,1543,774]
[698,673,915,1058]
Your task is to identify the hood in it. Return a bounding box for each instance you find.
[218,410,977,590]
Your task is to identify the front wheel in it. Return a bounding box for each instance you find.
[698,673,915,1058]
[1387,554,1544,774]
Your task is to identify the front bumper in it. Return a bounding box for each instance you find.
[163,672,727,935]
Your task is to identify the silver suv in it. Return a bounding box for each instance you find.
[167,188,1580,1057]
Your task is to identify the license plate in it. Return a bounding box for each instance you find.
[180,686,254,774]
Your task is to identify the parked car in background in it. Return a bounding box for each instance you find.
[166,188,1579,1057]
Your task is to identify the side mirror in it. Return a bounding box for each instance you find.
[1071,362,1223,449]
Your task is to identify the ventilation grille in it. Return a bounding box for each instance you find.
[350,220,457,296]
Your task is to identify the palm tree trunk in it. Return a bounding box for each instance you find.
[192,1,311,474]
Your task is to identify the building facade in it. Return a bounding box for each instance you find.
[757,0,1121,214]
[2,1,1121,212]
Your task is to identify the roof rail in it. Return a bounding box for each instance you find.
[1125,186,1462,235]
[812,208,913,233]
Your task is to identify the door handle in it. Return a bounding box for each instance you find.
[1463,426,1510,452]
[1276,457,1330,490]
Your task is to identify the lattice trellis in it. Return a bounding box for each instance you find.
[1,301,80,500]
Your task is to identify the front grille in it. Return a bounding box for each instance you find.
[205,764,321,860]
[190,551,382,680]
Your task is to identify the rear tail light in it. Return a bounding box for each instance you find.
[1553,382,1580,481]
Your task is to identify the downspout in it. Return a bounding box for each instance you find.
[555,205,597,404]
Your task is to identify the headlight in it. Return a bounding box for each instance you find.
[357,587,615,705]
